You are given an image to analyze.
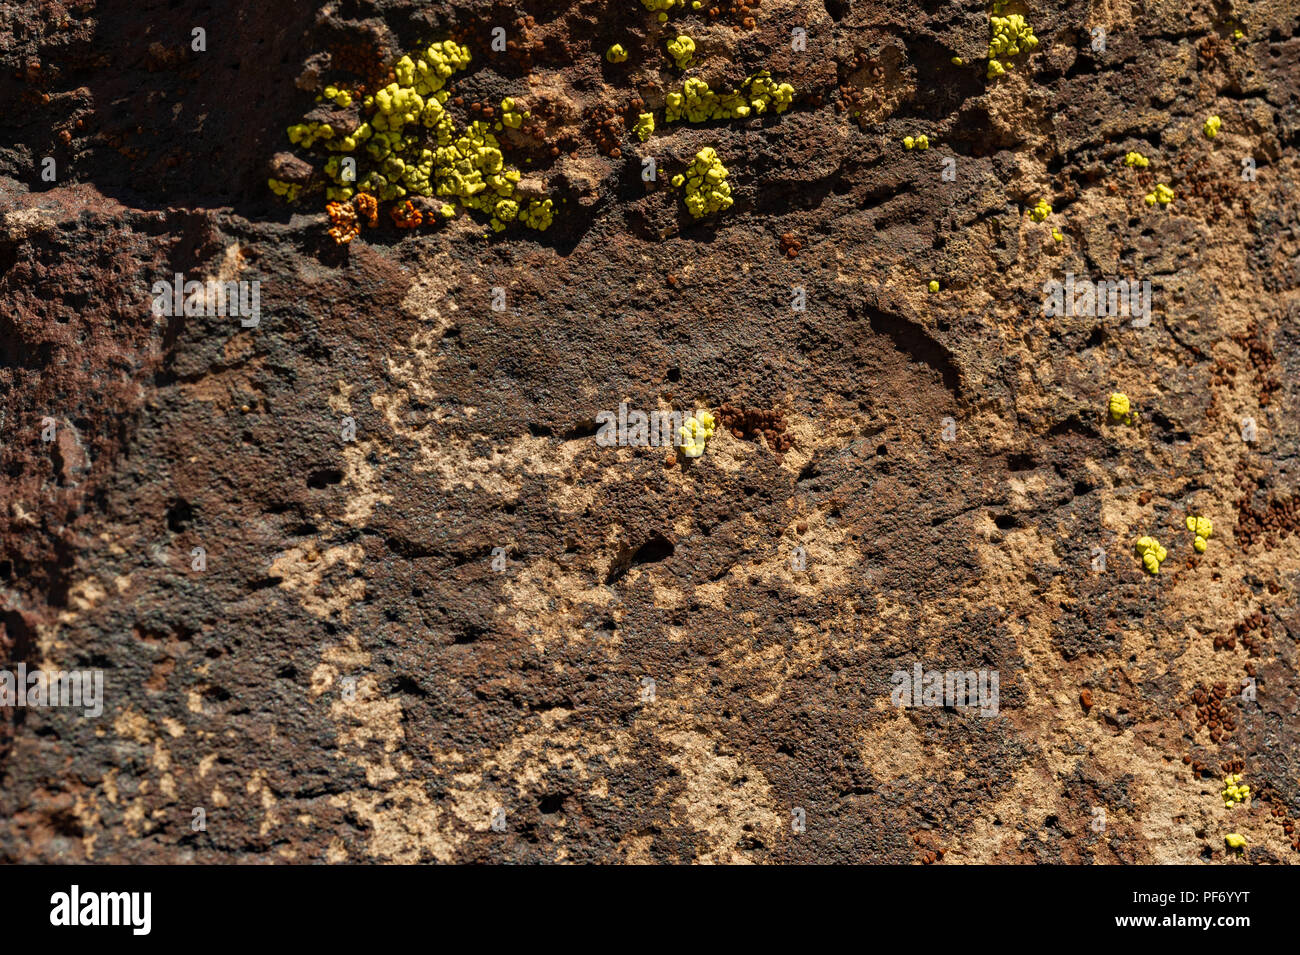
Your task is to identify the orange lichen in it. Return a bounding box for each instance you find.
[326,201,360,244]
[391,199,423,228]
[354,193,379,228]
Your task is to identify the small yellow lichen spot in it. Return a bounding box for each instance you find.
[1028,198,1052,222]
[1204,115,1222,139]
[1221,774,1249,808]
[1051,227,1064,242]
[951,56,964,66]
[1145,183,1175,207]
[1186,515,1212,552]
[323,85,353,108]
[1108,391,1136,424]
[500,97,528,130]
[633,112,655,141]
[678,410,717,458]
[1135,536,1168,575]
[1123,151,1149,168]
[267,178,302,202]
[606,43,629,63]
[1225,833,1246,850]
[927,280,939,293]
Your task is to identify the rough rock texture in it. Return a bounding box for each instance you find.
[1,0,1298,864]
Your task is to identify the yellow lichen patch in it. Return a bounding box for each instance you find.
[667,35,695,69]
[1144,183,1175,207]
[267,178,302,201]
[498,97,528,131]
[1204,115,1222,139]
[678,409,717,456]
[672,149,733,218]
[1225,832,1246,850]
[1221,773,1249,808]
[1108,391,1137,425]
[640,0,681,21]
[633,112,655,141]
[987,9,1038,80]
[1134,536,1168,575]
[903,134,930,150]
[1028,198,1052,222]
[1187,514,1213,552]
[1124,151,1150,168]
[664,73,795,123]
[272,39,554,236]
[322,84,352,108]
[606,43,629,63]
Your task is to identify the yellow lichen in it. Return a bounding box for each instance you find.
[271,39,554,235]
[322,85,353,108]
[1028,198,1052,222]
[267,178,302,202]
[498,97,529,131]
[1123,151,1149,168]
[606,43,629,63]
[1186,515,1213,553]
[667,35,696,70]
[1221,773,1249,809]
[987,10,1038,80]
[1135,536,1167,575]
[1144,183,1175,207]
[674,147,733,218]
[1108,391,1137,425]
[664,72,795,124]
[1204,115,1222,139]
[640,0,680,23]
[678,410,717,458]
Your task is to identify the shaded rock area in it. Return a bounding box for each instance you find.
[1,0,1298,863]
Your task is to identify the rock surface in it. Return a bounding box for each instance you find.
[1,0,1298,863]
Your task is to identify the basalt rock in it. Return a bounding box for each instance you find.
[0,0,1298,864]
